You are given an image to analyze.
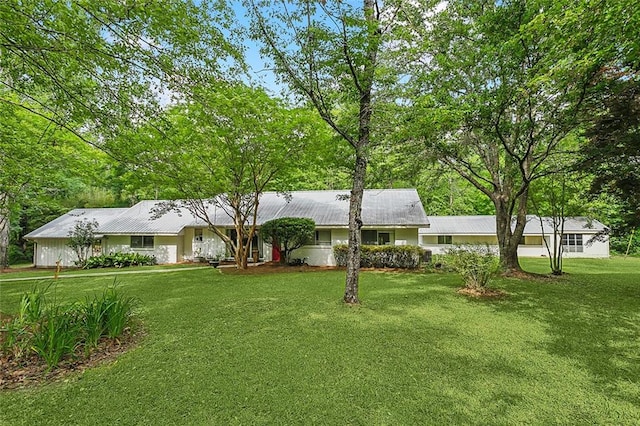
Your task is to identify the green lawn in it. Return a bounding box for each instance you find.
[1,258,639,425]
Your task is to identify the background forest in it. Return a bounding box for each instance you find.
[1,0,638,267]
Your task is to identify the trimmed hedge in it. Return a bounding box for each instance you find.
[83,252,157,269]
[333,244,424,269]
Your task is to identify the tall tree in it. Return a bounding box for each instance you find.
[0,1,239,266]
[245,0,385,303]
[0,1,239,140]
[0,96,113,267]
[395,0,597,273]
[110,84,323,269]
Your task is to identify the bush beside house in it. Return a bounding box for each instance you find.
[333,244,425,269]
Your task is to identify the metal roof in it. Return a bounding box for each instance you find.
[98,201,195,235]
[419,216,608,235]
[261,189,429,227]
[26,189,429,239]
[24,208,129,239]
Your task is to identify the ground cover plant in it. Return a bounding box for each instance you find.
[0,258,639,424]
[82,253,156,269]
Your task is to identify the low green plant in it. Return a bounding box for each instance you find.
[1,317,30,359]
[101,285,138,339]
[31,306,81,370]
[1,282,139,369]
[81,298,108,352]
[18,284,50,324]
[446,245,500,291]
[83,252,156,269]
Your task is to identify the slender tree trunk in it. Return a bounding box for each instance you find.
[343,0,379,304]
[0,210,9,269]
[344,153,367,304]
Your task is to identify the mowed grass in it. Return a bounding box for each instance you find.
[1,257,639,425]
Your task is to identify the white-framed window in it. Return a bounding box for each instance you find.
[315,230,331,246]
[131,236,154,249]
[437,235,453,244]
[194,228,203,242]
[361,230,394,245]
[562,234,583,252]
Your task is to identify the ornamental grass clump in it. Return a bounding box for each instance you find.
[31,306,81,369]
[446,245,500,292]
[0,281,139,370]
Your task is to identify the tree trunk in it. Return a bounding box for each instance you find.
[493,197,524,274]
[344,153,367,304]
[0,211,9,269]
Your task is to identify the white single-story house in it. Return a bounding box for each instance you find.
[419,215,609,258]
[25,189,430,267]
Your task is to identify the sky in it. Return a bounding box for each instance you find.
[230,2,282,95]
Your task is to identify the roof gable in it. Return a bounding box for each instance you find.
[24,208,129,239]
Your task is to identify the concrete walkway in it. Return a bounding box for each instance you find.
[0,266,213,283]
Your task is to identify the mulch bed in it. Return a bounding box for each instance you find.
[0,330,144,390]
[220,263,339,275]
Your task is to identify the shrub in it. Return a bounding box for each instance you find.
[83,252,156,269]
[446,245,500,291]
[333,245,425,269]
[68,219,99,268]
[260,217,316,264]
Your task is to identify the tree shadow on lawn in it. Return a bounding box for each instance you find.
[489,273,640,407]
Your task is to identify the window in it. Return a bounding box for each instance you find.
[437,235,453,244]
[194,229,203,242]
[131,236,154,249]
[562,234,583,253]
[362,230,378,245]
[378,232,391,245]
[315,230,331,246]
[361,230,395,245]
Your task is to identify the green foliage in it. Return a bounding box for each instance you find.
[260,217,315,264]
[0,282,138,369]
[31,305,81,370]
[83,253,156,269]
[333,244,425,269]
[18,284,49,324]
[68,219,99,268]
[445,245,500,290]
[82,284,139,350]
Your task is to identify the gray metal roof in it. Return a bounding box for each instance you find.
[24,208,129,239]
[260,189,429,227]
[26,189,429,239]
[98,201,195,235]
[419,215,608,235]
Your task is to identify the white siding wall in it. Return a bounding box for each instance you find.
[103,235,180,264]
[190,229,227,260]
[33,239,79,267]
[419,233,609,258]
[394,228,418,245]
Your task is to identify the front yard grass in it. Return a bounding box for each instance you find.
[1,257,639,424]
